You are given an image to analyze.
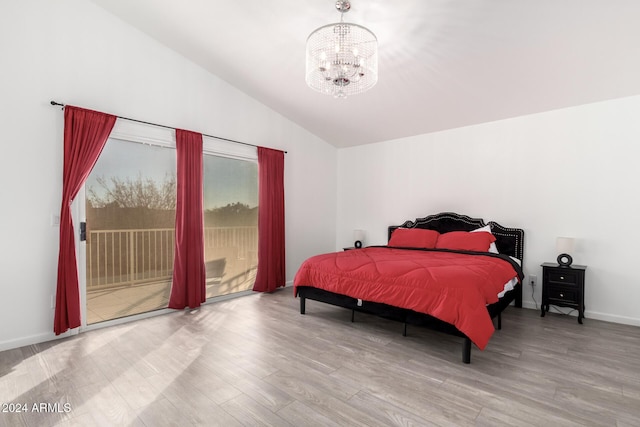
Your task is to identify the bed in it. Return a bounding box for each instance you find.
[293,212,524,363]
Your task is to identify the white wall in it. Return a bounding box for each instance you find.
[337,95,640,326]
[0,0,337,351]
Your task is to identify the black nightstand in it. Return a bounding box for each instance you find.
[540,262,587,324]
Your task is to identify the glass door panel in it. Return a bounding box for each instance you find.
[203,155,258,298]
[85,139,176,324]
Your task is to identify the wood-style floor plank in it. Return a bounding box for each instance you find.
[1,288,640,426]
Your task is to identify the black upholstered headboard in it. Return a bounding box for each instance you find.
[388,212,524,263]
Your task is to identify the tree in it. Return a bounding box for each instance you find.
[87,173,176,209]
[204,202,257,227]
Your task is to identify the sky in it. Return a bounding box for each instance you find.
[88,139,258,209]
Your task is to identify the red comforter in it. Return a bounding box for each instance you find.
[293,247,521,350]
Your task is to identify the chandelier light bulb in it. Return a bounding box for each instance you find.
[305,0,378,98]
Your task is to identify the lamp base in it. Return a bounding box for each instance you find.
[557,253,573,266]
[354,240,362,249]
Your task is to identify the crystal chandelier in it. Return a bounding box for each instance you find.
[305,0,378,98]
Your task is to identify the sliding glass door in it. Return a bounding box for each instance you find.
[84,138,176,324]
[203,154,258,298]
[82,130,258,325]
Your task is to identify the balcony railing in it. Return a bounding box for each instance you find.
[86,226,258,291]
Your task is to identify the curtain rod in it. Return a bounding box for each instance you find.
[50,101,287,154]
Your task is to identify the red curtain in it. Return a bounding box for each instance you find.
[253,147,285,292]
[55,106,116,335]
[169,129,206,309]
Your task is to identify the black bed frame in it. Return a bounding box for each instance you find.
[296,212,525,364]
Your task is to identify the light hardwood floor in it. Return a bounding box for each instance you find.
[1,288,640,426]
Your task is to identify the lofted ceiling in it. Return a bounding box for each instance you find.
[88,0,640,148]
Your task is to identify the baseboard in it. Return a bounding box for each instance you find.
[521,300,539,311]
[0,329,76,353]
[521,299,640,327]
[583,311,640,327]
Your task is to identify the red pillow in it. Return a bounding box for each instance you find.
[435,231,496,252]
[389,228,440,249]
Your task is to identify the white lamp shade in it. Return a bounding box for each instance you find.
[556,237,575,254]
[353,229,365,242]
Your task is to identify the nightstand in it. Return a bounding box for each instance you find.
[540,262,586,324]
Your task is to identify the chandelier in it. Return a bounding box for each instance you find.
[305,0,378,98]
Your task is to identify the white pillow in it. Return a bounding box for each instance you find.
[471,225,499,254]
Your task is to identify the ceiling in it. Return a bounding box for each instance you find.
[88,0,640,148]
